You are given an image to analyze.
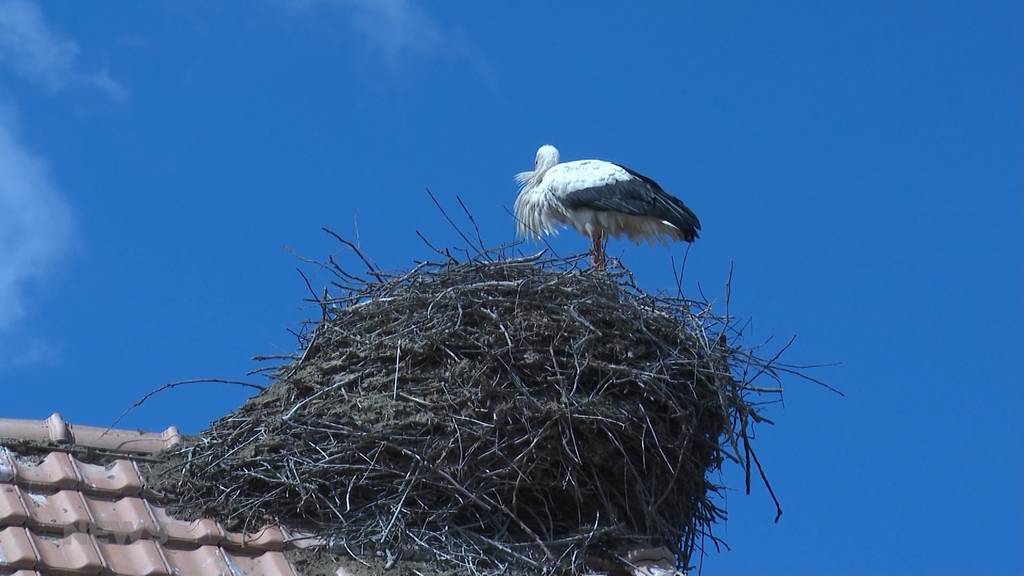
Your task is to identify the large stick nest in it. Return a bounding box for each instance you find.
[157,249,783,575]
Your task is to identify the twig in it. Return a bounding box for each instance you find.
[426,188,481,258]
[455,195,491,260]
[747,443,783,523]
[105,378,263,434]
[322,226,384,281]
[393,339,402,401]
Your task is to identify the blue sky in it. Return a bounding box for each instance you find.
[1,1,1021,573]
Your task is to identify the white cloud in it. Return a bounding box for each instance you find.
[347,0,448,59]
[86,68,131,102]
[282,0,496,87]
[0,110,72,330]
[0,0,128,97]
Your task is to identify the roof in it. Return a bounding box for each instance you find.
[0,414,299,576]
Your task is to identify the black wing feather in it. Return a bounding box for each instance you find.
[561,164,701,241]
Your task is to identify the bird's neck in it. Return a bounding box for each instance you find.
[531,162,558,187]
[516,166,553,192]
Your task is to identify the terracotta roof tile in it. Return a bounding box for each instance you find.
[0,485,29,525]
[0,434,298,576]
[0,526,38,569]
[222,548,299,575]
[33,531,105,574]
[84,495,159,541]
[159,544,235,575]
[94,540,169,576]
[75,460,144,497]
[12,452,79,490]
[147,507,223,548]
[220,526,288,553]
[20,489,92,532]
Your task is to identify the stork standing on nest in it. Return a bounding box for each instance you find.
[514,144,701,268]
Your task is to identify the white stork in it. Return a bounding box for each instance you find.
[514,144,701,268]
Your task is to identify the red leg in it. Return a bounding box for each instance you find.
[598,230,607,269]
[590,230,607,270]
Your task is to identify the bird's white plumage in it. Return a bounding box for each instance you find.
[514,146,686,243]
[545,160,635,194]
[515,160,633,239]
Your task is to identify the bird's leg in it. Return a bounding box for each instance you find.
[590,231,607,270]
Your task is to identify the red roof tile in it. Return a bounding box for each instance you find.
[0,419,298,576]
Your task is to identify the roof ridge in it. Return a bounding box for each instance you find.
[0,413,181,454]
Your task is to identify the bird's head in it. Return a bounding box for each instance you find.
[515,144,561,191]
[535,144,560,172]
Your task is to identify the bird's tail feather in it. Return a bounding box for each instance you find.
[658,195,701,241]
